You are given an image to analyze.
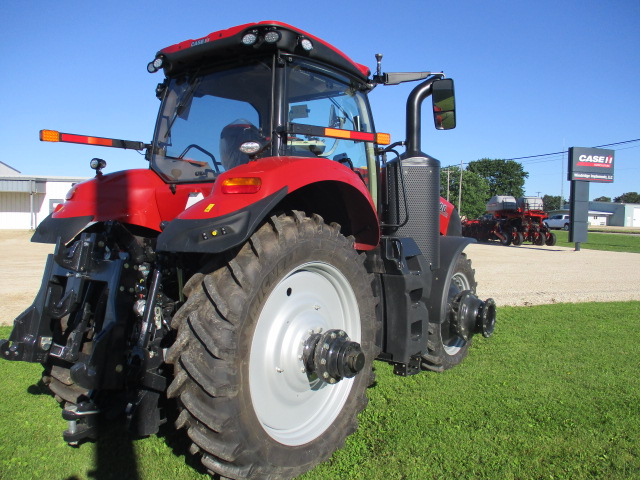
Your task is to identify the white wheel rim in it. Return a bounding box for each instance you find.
[444,270,471,355]
[249,261,361,446]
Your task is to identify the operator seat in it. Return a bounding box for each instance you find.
[219,119,263,171]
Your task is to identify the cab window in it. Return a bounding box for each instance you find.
[285,61,374,171]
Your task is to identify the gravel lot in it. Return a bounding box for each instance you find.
[1,230,639,326]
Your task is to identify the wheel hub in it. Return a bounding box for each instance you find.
[450,291,496,341]
[302,329,365,384]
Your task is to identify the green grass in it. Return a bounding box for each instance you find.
[2,303,639,479]
[552,230,640,253]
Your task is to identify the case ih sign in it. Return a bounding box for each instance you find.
[568,146,615,182]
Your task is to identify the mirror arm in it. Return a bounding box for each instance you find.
[405,74,444,157]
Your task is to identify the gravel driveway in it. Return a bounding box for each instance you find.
[1,230,639,326]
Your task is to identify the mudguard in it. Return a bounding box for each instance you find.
[439,197,461,236]
[32,169,213,245]
[157,156,380,253]
[428,235,475,324]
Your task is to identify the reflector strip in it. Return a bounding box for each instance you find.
[290,124,390,145]
[39,130,146,150]
[324,128,374,142]
[60,134,113,147]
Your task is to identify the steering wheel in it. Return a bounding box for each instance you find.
[178,144,221,171]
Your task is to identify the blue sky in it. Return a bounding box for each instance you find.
[1,0,638,201]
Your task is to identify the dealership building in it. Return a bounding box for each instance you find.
[549,201,640,227]
[0,161,87,230]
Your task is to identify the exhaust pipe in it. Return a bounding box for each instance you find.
[395,75,444,270]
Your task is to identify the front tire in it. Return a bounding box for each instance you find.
[422,252,477,372]
[166,212,377,479]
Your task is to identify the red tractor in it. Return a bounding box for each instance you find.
[1,22,495,479]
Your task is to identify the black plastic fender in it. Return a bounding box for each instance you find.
[156,187,288,253]
[31,214,94,245]
[428,235,476,324]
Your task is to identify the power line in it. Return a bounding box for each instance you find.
[443,137,640,169]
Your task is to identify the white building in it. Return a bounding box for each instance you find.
[0,161,88,230]
[549,201,640,227]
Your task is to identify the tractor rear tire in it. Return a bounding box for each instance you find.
[166,212,378,480]
[422,252,476,372]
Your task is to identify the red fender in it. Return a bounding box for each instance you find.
[159,156,380,252]
[439,197,457,235]
[50,169,213,231]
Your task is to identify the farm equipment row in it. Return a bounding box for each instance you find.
[462,196,557,246]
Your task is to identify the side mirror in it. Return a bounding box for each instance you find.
[432,78,456,130]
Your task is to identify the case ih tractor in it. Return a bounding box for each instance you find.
[1,22,496,479]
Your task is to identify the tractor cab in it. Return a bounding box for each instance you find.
[148,21,379,194]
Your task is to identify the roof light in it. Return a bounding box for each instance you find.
[299,37,314,51]
[147,56,165,73]
[221,177,262,194]
[242,31,258,45]
[264,30,281,44]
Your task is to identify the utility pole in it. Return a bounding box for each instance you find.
[458,158,463,214]
[446,168,450,201]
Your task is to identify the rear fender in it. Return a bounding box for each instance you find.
[428,235,475,324]
[32,169,213,245]
[439,197,461,236]
[157,156,380,253]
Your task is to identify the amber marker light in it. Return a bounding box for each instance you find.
[376,132,391,145]
[40,130,61,142]
[221,177,262,194]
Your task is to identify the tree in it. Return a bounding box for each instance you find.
[593,196,611,202]
[441,166,489,219]
[467,158,529,198]
[613,192,640,203]
[542,194,566,212]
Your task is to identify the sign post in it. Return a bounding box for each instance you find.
[567,147,615,250]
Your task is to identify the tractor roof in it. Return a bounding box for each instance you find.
[156,21,371,82]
